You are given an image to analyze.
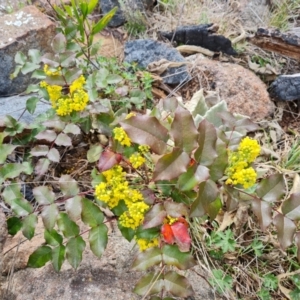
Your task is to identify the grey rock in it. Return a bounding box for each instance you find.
[269,74,300,101]
[0,6,55,96]
[0,94,51,124]
[0,207,7,254]
[160,24,237,56]
[124,39,191,85]
[101,0,153,27]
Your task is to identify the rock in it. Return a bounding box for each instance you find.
[186,55,274,121]
[160,24,237,56]
[1,218,215,299]
[124,39,191,85]
[0,94,51,124]
[101,0,153,28]
[269,74,300,101]
[0,6,55,96]
[0,207,7,258]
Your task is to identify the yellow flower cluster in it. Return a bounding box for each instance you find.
[138,145,150,154]
[225,137,260,189]
[113,127,131,147]
[40,75,89,116]
[129,152,145,169]
[44,64,61,76]
[165,215,178,225]
[135,237,159,251]
[94,165,149,230]
[125,112,136,119]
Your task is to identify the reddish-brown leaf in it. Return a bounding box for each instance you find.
[97,150,122,172]
[251,199,272,231]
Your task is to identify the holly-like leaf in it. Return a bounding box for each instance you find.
[170,219,191,252]
[135,226,160,240]
[176,164,209,191]
[281,193,300,221]
[161,223,175,244]
[133,272,163,296]
[55,133,72,146]
[256,174,285,202]
[205,197,222,220]
[170,106,198,154]
[57,213,79,238]
[22,214,37,240]
[209,139,228,181]
[7,217,22,235]
[35,130,57,142]
[63,123,81,135]
[97,150,122,172]
[81,197,104,227]
[2,183,22,202]
[0,163,28,184]
[65,195,82,221]
[89,224,108,258]
[66,236,86,269]
[190,180,218,217]
[194,119,217,166]
[162,245,195,269]
[132,247,162,271]
[294,232,300,262]
[143,203,167,229]
[30,145,49,156]
[273,213,296,249]
[164,202,189,218]
[52,245,65,272]
[117,222,135,241]
[35,158,50,176]
[41,203,59,230]
[0,144,18,164]
[9,198,33,217]
[203,100,228,127]
[59,175,79,197]
[59,51,76,68]
[152,148,190,181]
[52,33,66,53]
[87,144,103,163]
[27,246,52,268]
[43,119,65,131]
[47,148,60,162]
[164,271,194,297]
[44,229,63,246]
[121,115,169,155]
[33,186,55,205]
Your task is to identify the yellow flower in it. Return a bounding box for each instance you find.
[125,112,136,119]
[44,64,61,76]
[138,145,150,154]
[129,152,145,169]
[113,127,131,147]
[135,237,159,251]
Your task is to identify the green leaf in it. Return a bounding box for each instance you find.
[87,144,103,163]
[281,193,300,220]
[33,186,55,205]
[22,61,39,74]
[28,49,41,64]
[177,164,209,191]
[89,224,108,258]
[133,272,164,296]
[0,163,27,183]
[59,175,79,197]
[2,183,23,203]
[184,88,207,117]
[162,245,196,270]
[106,74,123,84]
[27,246,52,268]
[256,174,285,202]
[9,198,33,217]
[22,214,37,240]
[52,245,65,272]
[194,119,217,166]
[170,106,198,154]
[52,33,66,53]
[30,145,49,156]
[47,148,60,162]
[26,96,39,114]
[87,0,98,13]
[41,203,59,230]
[55,133,72,146]
[91,6,118,35]
[152,148,190,181]
[273,213,296,250]
[63,68,82,85]
[57,213,79,238]
[121,115,169,155]
[44,229,63,246]
[164,271,194,297]
[190,180,218,217]
[132,247,162,271]
[65,195,82,221]
[209,139,228,181]
[205,197,222,220]
[66,236,86,269]
[135,226,160,240]
[0,144,18,164]
[34,158,50,176]
[15,51,26,64]
[118,222,135,241]
[203,100,228,127]
[7,217,22,235]
[143,203,167,229]
[35,130,57,142]
[81,198,104,227]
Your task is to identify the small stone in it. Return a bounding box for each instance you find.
[124,39,191,85]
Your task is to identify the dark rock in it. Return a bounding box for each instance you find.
[100,0,154,28]
[269,74,300,101]
[160,24,237,56]
[124,39,190,85]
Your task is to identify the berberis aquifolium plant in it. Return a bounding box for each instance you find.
[2,0,300,299]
